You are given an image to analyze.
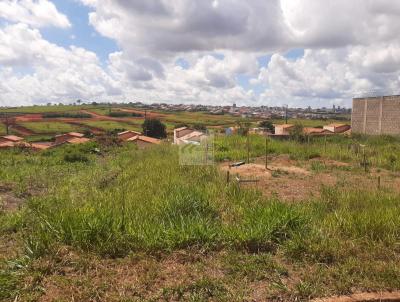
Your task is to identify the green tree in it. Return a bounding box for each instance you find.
[142,119,167,139]
[259,120,274,132]
[289,123,306,142]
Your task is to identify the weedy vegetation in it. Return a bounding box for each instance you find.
[0,133,400,301]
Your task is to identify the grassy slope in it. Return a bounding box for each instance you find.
[19,121,82,134]
[0,123,6,135]
[79,120,142,132]
[0,139,400,301]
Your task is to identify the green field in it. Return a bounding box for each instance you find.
[19,121,82,134]
[1,134,400,301]
[79,120,142,132]
[0,123,6,135]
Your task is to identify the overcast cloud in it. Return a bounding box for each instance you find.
[0,0,400,107]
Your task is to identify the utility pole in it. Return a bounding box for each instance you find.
[5,112,9,135]
[285,104,288,124]
[144,110,148,136]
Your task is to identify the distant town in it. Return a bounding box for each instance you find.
[2,101,351,121]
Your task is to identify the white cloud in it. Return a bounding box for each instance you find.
[2,0,400,107]
[0,0,71,28]
[0,23,119,106]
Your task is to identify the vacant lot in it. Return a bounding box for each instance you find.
[18,121,83,134]
[1,134,399,301]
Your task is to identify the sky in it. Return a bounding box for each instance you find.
[1,0,400,108]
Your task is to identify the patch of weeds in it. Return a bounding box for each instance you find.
[271,169,289,178]
[295,280,317,300]
[63,150,89,163]
[162,278,229,301]
[310,161,327,172]
[222,252,288,282]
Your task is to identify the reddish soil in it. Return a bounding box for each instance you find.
[117,108,165,119]
[67,121,105,135]
[10,123,36,135]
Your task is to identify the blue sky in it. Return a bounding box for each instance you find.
[40,0,118,63]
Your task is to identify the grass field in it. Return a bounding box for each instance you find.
[0,123,6,135]
[1,135,400,301]
[79,120,142,132]
[19,121,82,134]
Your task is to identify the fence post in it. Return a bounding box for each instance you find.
[227,170,230,184]
[265,137,268,170]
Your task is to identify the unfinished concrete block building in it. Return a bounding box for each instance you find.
[351,95,400,135]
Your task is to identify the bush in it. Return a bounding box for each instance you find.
[64,151,89,163]
[142,119,167,138]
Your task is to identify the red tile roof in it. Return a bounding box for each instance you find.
[66,137,91,144]
[1,135,24,142]
[0,141,15,148]
[118,130,142,136]
[127,135,161,144]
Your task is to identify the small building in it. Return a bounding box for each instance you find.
[304,127,333,136]
[174,127,196,144]
[0,135,24,144]
[117,130,142,141]
[126,135,161,148]
[323,123,351,134]
[178,131,206,145]
[0,141,15,149]
[274,124,294,135]
[54,132,86,144]
[65,137,91,145]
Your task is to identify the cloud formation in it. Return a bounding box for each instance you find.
[1,0,400,107]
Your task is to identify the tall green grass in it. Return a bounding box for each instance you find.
[1,142,400,264]
[21,146,306,257]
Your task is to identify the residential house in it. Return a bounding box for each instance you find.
[54,132,86,144]
[323,123,351,134]
[178,131,206,145]
[303,127,333,136]
[274,124,294,135]
[117,130,142,141]
[126,135,161,148]
[0,135,24,144]
[174,127,197,144]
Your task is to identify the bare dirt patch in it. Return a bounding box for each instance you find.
[220,156,400,202]
[0,192,24,212]
[312,291,400,302]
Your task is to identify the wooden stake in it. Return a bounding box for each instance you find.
[247,132,250,164]
[265,137,268,170]
[227,170,230,184]
[378,176,381,190]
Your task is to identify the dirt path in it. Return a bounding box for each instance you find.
[66,121,105,135]
[117,108,165,119]
[11,124,36,136]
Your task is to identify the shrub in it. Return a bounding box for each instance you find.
[142,119,167,138]
[64,151,89,163]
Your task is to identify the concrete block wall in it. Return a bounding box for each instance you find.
[352,95,400,135]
